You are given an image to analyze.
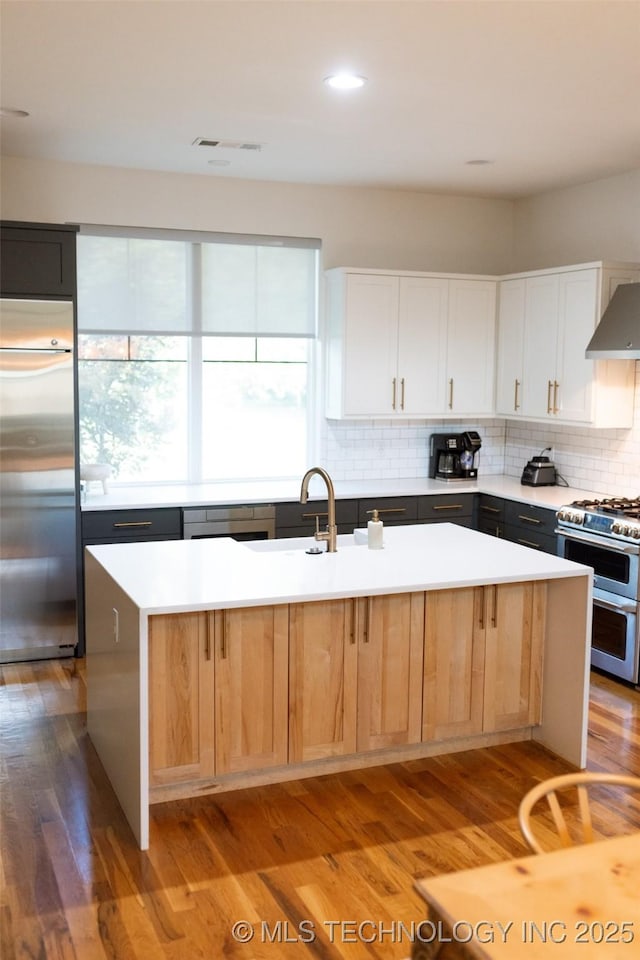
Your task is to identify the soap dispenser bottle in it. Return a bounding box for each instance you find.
[367,509,384,550]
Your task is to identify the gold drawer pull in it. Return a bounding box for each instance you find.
[375,507,406,515]
[302,512,328,519]
[517,538,541,549]
[518,515,542,525]
[112,521,153,528]
[481,505,501,514]
[432,503,464,511]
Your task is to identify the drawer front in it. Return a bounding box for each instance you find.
[504,501,556,536]
[82,508,182,542]
[504,524,557,554]
[357,497,418,526]
[417,493,475,521]
[276,499,358,532]
[477,494,505,520]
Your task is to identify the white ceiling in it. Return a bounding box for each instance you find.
[1,0,639,199]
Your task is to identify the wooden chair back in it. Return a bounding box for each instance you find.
[518,772,640,854]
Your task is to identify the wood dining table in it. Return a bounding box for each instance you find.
[412,833,640,958]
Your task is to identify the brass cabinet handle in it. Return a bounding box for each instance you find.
[491,584,498,627]
[514,378,520,411]
[517,538,541,549]
[302,512,328,519]
[350,598,356,645]
[112,520,153,528]
[553,380,559,414]
[518,515,542,525]
[220,611,227,660]
[448,377,454,409]
[432,503,464,511]
[363,597,371,644]
[400,377,405,411]
[481,505,501,514]
[392,377,397,410]
[547,380,553,414]
[375,507,406,515]
[205,616,212,661]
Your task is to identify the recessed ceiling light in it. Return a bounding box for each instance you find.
[0,107,29,119]
[208,159,231,167]
[324,73,367,91]
[466,159,494,166]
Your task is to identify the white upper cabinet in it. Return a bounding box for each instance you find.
[496,262,640,427]
[446,279,496,415]
[325,269,495,419]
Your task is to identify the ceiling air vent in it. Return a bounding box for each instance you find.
[192,138,263,151]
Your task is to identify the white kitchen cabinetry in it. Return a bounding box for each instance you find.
[496,262,640,426]
[446,278,496,415]
[325,268,495,419]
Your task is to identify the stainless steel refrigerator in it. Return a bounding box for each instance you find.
[0,298,78,663]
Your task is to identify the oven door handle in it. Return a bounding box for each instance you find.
[555,527,640,556]
[593,596,637,615]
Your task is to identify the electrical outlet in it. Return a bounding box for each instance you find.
[113,607,119,643]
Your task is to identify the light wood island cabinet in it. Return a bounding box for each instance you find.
[422,582,545,742]
[149,605,289,786]
[148,584,544,796]
[148,611,215,786]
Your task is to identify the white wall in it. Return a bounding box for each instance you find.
[0,156,514,275]
[513,168,640,271]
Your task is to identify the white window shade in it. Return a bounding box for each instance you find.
[77,227,319,337]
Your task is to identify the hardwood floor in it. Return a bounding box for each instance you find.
[1,659,639,959]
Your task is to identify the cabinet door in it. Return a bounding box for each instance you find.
[397,277,448,414]
[555,269,598,422]
[446,279,496,414]
[483,581,546,732]
[289,598,358,762]
[357,593,424,751]
[148,612,215,785]
[342,273,399,416]
[496,278,525,416]
[521,274,559,418]
[0,224,77,298]
[422,588,485,740]
[213,606,289,775]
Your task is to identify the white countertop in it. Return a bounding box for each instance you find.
[82,474,602,512]
[85,522,591,615]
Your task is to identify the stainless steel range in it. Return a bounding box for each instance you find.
[556,497,640,684]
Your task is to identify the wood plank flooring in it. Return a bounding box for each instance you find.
[1,660,639,959]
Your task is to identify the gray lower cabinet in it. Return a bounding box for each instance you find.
[82,508,183,545]
[276,499,359,538]
[477,494,506,537]
[358,496,418,527]
[418,493,475,528]
[503,501,557,554]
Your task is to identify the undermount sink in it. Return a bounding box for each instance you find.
[245,531,367,553]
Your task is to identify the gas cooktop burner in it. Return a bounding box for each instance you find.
[557,496,640,543]
[571,497,640,517]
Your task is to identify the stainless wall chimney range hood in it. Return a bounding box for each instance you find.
[585,282,640,360]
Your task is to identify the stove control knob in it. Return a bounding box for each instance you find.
[613,521,630,537]
[612,521,622,535]
[571,511,584,525]
[631,526,640,540]
[558,509,567,522]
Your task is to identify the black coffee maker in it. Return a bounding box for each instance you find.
[429,431,482,481]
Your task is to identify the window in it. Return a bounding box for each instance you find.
[77,228,319,484]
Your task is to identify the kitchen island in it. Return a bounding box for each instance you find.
[84,523,592,849]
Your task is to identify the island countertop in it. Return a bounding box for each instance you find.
[85,522,591,615]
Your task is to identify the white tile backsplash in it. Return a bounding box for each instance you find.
[320,418,506,481]
[320,361,640,495]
